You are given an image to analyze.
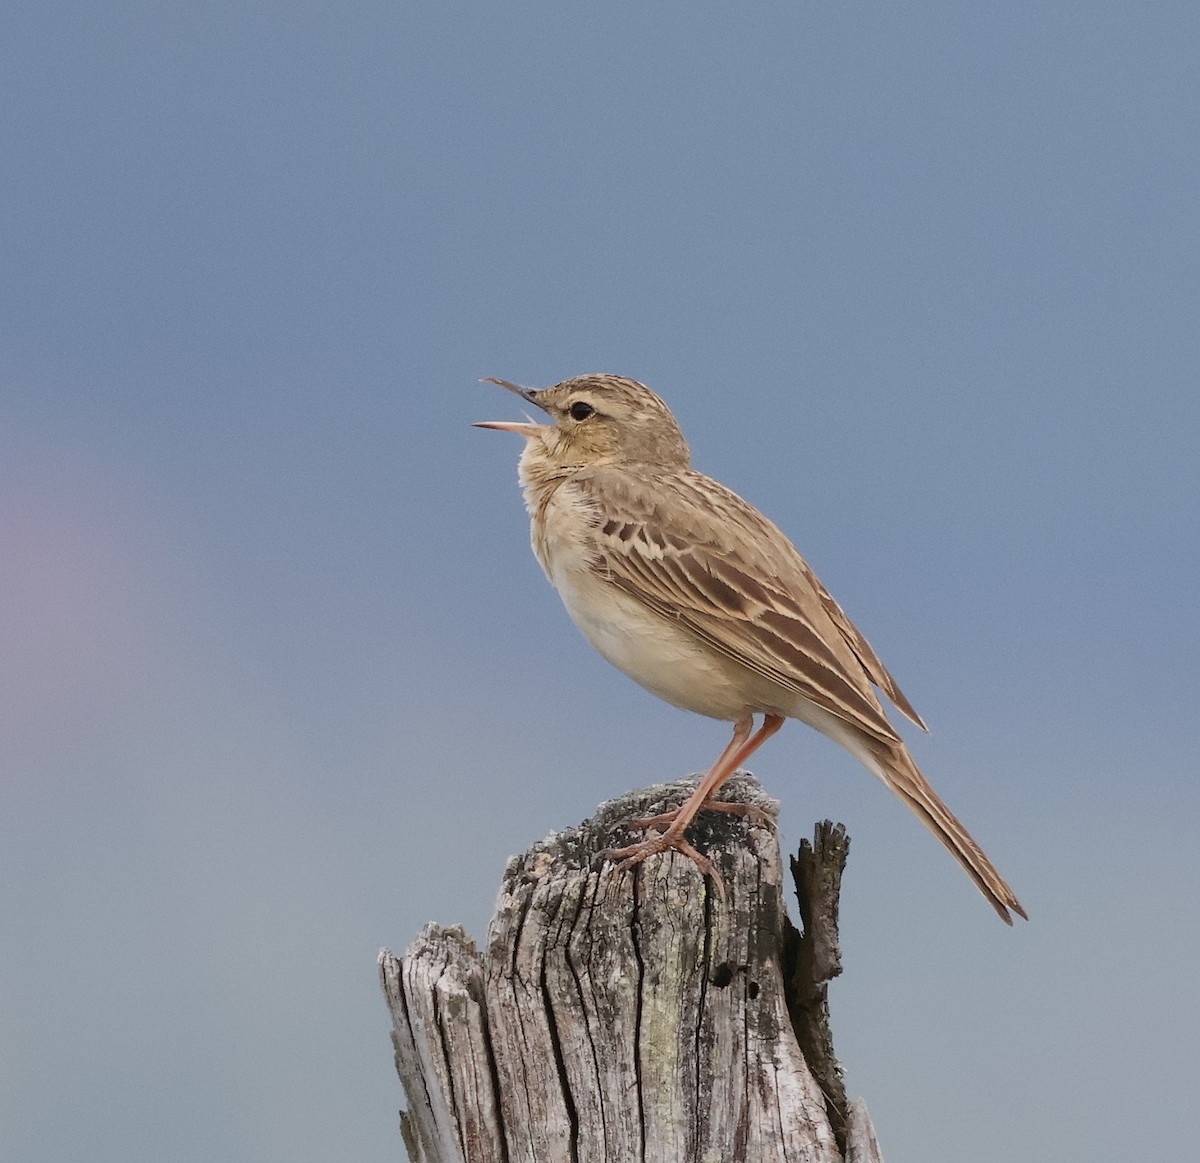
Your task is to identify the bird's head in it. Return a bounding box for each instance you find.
[475,374,691,475]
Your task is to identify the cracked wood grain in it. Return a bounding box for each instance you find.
[381,774,883,1163]
[786,821,853,1153]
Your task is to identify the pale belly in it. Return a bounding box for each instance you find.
[524,469,785,722]
[552,566,760,721]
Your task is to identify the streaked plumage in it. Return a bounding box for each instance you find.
[476,374,1025,924]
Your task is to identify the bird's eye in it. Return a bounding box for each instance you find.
[568,400,595,421]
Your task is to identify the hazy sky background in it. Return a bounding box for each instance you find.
[3,4,1197,1161]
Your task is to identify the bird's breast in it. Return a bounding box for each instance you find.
[522,482,759,721]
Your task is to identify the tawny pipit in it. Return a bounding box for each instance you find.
[477,374,1025,924]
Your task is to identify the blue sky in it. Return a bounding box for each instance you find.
[2,4,1197,1160]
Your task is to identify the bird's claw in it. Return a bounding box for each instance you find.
[601,830,727,901]
[621,798,775,835]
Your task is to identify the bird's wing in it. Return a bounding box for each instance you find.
[578,467,924,745]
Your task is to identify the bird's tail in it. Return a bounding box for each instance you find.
[862,738,1026,924]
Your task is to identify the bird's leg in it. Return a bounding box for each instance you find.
[622,713,785,832]
[605,713,785,890]
[621,715,753,831]
[627,796,778,831]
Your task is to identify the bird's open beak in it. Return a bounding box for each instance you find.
[473,419,545,436]
[474,376,551,436]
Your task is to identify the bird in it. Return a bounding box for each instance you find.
[475,373,1026,924]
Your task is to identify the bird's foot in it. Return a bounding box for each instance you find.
[623,798,775,834]
[602,828,726,901]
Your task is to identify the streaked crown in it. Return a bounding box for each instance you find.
[526,374,692,470]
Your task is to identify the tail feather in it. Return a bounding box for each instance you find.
[867,740,1026,924]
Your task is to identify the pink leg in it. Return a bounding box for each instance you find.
[605,713,786,894]
[627,798,775,831]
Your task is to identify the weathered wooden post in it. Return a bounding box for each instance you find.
[380,773,884,1162]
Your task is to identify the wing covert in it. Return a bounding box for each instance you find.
[579,467,916,744]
